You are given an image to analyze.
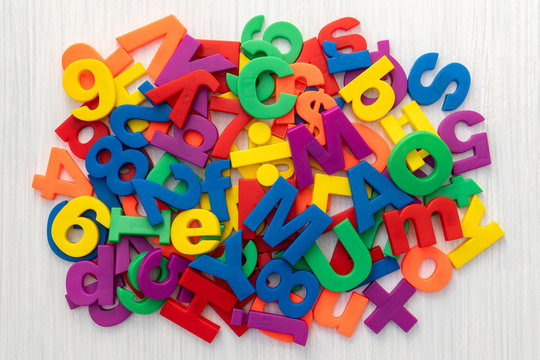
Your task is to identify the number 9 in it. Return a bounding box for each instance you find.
[51,196,111,257]
[62,59,116,121]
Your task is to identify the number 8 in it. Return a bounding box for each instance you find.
[86,135,150,195]
[255,258,320,319]
[62,59,116,121]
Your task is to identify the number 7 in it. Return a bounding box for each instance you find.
[116,15,187,80]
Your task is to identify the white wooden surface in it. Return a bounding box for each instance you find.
[1,0,539,359]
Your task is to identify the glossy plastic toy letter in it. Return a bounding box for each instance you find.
[408,53,470,111]
[363,279,417,333]
[401,246,453,292]
[387,131,453,196]
[448,196,504,268]
[383,197,463,255]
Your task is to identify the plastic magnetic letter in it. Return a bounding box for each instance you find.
[87,276,132,326]
[160,268,237,343]
[133,163,202,226]
[85,135,150,196]
[288,106,372,189]
[138,249,190,300]
[239,311,308,346]
[313,289,368,337]
[447,195,504,268]
[156,34,236,86]
[236,57,296,119]
[303,219,372,292]
[323,40,371,74]
[117,251,167,314]
[62,59,116,121]
[424,175,482,207]
[65,245,115,306]
[362,279,417,333]
[311,174,351,212]
[108,207,171,245]
[214,237,257,277]
[408,52,470,111]
[383,196,463,255]
[146,70,219,129]
[347,161,413,233]
[51,196,111,258]
[438,110,491,175]
[170,209,221,255]
[200,160,232,222]
[256,258,320,319]
[109,81,172,149]
[243,177,333,265]
[339,56,395,122]
[145,152,198,201]
[32,147,93,200]
[151,114,218,168]
[387,131,453,196]
[190,231,255,300]
[380,101,438,172]
[55,106,111,159]
[318,17,367,52]
[401,246,452,292]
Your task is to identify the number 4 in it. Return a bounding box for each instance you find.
[32,147,93,200]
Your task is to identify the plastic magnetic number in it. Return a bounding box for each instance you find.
[32,147,94,200]
[62,59,116,121]
[255,258,320,319]
[241,15,303,63]
[236,57,297,119]
[339,56,395,122]
[50,196,111,258]
[47,201,108,262]
[116,15,187,80]
[132,163,202,226]
[387,131,453,196]
[438,110,491,175]
[85,135,150,196]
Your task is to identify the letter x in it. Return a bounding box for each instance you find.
[362,279,417,333]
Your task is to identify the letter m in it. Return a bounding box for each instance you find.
[287,106,372,189]
[243,177,332,265]
[382,197,463,255]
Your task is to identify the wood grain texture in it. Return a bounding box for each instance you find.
[1,0,538,359]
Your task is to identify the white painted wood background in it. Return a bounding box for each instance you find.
[1,0,538,359]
